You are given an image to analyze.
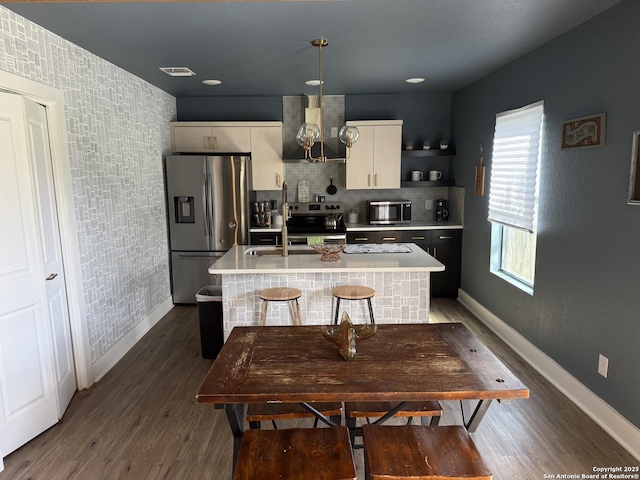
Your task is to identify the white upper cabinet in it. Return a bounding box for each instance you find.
[171,124,251,153]
[345,120,403,189]
[250,126,284,191]
[169,122,283,191]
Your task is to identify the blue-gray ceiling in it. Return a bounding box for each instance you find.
[4,0,620,97]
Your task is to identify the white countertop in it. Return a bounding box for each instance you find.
[249,222,463,233]
[344,222,463,231]
[210,244,445,274]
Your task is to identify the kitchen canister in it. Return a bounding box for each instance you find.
[347,211,359,224]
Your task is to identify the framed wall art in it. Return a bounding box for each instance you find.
[628,131,640,205]
[561,113,606,149]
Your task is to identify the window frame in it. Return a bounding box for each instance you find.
[488,101,544,294]
[490,223,536,295]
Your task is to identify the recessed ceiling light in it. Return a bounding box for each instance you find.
[202,79,222,86]
[159,67,196,77]
[406,77,425,84]
[305,80,324,86]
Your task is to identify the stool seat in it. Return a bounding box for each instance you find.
[258,287,302,326]
[332,285,375,300]
[233,427,356,480]
[346,401,442,449]
[361,425,492,480]
[247,402,343,429]
[346,400,443,420]
[259,287,302,301]
[332,285,376,325]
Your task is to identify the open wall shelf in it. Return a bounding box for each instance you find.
[401,180,455,188]
[401,149,456,158]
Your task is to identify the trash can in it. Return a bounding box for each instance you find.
[195,286,224,359]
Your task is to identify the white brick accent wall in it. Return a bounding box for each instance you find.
[0,6,177,362]
[222,272,431,339]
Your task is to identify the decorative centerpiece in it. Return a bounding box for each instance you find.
[310,243,347,262]
[320,312,377,361]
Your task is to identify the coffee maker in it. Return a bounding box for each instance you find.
[435,199,449,222]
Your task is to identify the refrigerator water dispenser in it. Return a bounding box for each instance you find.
[175,196,195,223]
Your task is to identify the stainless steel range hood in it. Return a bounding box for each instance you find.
[283,95,346,163]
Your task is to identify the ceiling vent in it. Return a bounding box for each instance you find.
[159,67,196,77]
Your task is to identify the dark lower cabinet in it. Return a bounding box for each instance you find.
[430,231,462,297]
[347,231,403,243]
[346,232,376,244]
[332,229,462,297]
[402,229,462,298]
[250,232,281,245]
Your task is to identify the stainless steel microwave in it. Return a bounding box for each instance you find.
[367,200,412,225]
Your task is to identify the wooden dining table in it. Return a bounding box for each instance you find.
[196,322,529,469]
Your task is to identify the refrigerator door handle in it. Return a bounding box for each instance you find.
[206,171,215,241]
[230,157,239,246]
[203,172,211,250]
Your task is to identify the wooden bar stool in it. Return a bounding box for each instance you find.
[255,288,340,429]
[361,424,492,480]
[233,427,357,480]
[246,402,344,429]
[346,400,442,425]
[345,401,442,447]
[259,287,302,326]
[332,285,375,325]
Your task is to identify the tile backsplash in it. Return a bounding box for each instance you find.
[256,161,464,225]
[276,93,463,224]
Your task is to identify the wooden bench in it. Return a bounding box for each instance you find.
[246,402,343,429]
[361,424,492,480]
[233,426,357,480]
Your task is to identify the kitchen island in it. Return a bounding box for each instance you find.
[210,244,444,338]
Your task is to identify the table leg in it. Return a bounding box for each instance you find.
[223,404,246,473]
[460,399,493,432]
[299,402,342,427]
[370,401,409,425]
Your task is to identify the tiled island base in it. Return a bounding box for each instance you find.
[221,271,430,339]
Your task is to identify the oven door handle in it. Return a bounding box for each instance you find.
[286,234,346,244]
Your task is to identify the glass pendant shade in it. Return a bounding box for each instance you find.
[339,126,360,147]
[296,123,321,147]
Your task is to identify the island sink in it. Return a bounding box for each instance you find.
[245,247,317,256]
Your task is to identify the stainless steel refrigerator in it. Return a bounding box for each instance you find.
[165,155,254,304]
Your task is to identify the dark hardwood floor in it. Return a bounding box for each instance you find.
[1,299,636,479]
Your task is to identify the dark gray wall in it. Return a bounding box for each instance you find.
[451,0,639,427]
[347,92,452,149]
[177,96,283,121]
[176,92,452,147]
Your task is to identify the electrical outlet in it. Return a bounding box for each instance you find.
[598,354,608,378]
[425,199,433,210]
[331,127,338,138]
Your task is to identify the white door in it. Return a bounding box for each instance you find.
[25,98,77,417]
[0,92,68,455]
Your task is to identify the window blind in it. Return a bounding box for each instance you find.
[488,101,543,233]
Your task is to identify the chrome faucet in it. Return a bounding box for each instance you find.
[281,181,289,256]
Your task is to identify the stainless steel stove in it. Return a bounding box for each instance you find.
[286,202,347,244]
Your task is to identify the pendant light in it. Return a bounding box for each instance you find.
[296,38,360,163]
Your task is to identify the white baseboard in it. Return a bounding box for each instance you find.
[457,289,640,462]
[92,296,174,383]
